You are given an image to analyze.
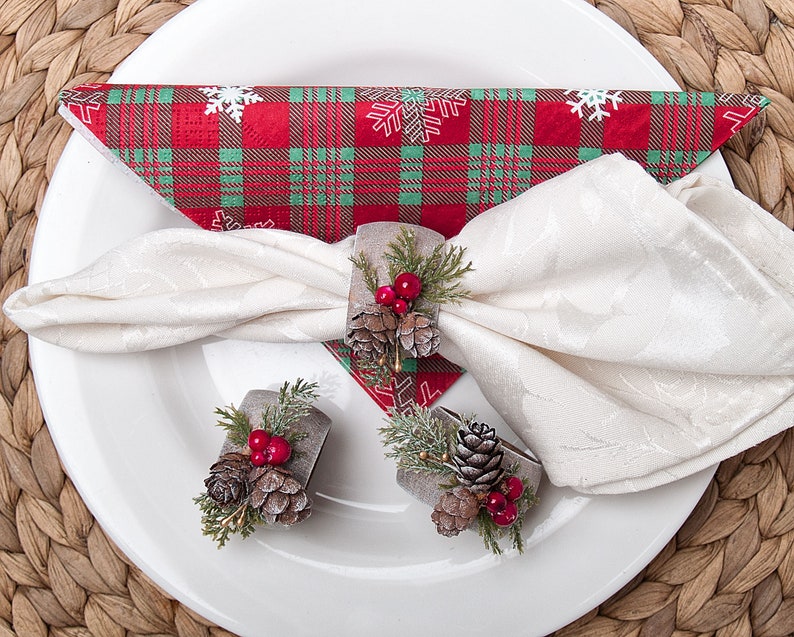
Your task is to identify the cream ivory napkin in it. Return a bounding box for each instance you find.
[6,154,794,494]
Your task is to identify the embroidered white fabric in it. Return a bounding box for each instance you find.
[6,154,793,494]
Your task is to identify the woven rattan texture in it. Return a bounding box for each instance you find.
[0,0,792,635]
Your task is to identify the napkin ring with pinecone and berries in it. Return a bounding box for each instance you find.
[380,405,542,555]
[346,222,472,386]
[195,379,331,548]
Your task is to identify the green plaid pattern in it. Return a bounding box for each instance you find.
[60,84,768,241]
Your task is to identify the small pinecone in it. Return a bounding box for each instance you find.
[431,486,481,537]
[204,452,250,507]
[347,303,398,361]
[248,465,311,526]
[397,312,441,358]
[453,422,505,493]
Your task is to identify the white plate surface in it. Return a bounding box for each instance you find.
[28,0,721,635]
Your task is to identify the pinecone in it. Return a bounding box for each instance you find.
[204,452,250,507]
[248,465,311,526]
[347,303,398,361]
[431,486,481,537]
[453,422,505,493]
[397,312,441,358]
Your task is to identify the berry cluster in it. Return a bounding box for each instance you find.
[247,428,292,467]
[375,272,422,315]
[484,476,525,527]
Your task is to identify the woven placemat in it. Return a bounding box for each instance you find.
[0,0,792,635]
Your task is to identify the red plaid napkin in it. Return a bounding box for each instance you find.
[59,84,768,411]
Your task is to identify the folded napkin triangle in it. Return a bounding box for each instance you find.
[58,84,769,410]
[60,84,768,240]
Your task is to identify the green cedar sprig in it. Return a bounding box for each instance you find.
[213,378,317,445]
[349,252,379,296]
[349,226,473,307]
[193,493,264,548]
[261,378,318,437]
[383,226,427,279]
[510,481,539,553]
[214,405,251,448]
[384,227,473,306]
[378,404,457,475]
[476,508,502,555]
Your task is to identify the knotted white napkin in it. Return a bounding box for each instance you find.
[6,154,794,494]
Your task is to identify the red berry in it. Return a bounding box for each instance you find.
[394,272,422,301]
[265,435,292,465]
[375,285,396,306]
[391,298,408,315]
[485,491,507,514]
[503,476,525,501]
[250,450,267,466]
[490,501,519,527]
[248,429,271,452]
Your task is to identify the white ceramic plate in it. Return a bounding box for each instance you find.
[28,0,721,635]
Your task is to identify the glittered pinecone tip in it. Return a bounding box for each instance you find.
[397,311,441,358]
[431,486,481,537]
[347,303,398,361]
[453,421,505,492]
[204,452,250,507]
[249,465,312,526]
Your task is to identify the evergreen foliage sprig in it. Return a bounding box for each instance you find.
[261,378,318,437]
[349,252,379,296]
[350,226,473,309]
[194,493,264,549]
[383,227,428,279]
[213,378,317,444]
[214,405,251,448]
[378,405,457,474]
[384,227,473,306]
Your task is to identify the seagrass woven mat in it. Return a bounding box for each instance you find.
[0,0,793,635]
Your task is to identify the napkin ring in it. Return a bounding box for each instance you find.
[379,405,542,555]
[195,379,331,547]
[345,222,472,383]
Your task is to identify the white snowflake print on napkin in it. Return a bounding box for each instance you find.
[564,89,623,122]
[199,86,264,123]
[60,83,106,124]
[361,87,467,143]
